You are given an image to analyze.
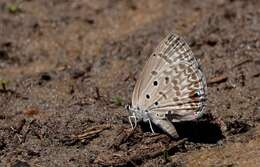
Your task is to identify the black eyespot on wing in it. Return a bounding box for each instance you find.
[153,81,158,86]
[165,77,169,84]
[151,70,158,75]
[165,111,174,120]
[194,91,201,97]
[146,94,150,99]
[154,101,158,106]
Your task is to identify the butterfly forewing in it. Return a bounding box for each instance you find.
[132,33,207,121]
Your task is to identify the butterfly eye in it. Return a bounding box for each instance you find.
[153,81,158,86]
[146,94,150,99]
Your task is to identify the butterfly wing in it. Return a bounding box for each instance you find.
[132,33,207,121]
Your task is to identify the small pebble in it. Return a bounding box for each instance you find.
[40,72,51,81]
[69,68,85,79]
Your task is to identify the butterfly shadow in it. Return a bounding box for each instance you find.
[140,117,224,144]
[173,120,224,144]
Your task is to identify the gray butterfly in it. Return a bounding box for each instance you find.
[126,33,207,138]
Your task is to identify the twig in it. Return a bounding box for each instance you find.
[253,72,260,78]
[129,138,187,161]
[61,124,111,146]
[95,138,187,166]
[94,87,101,100]
[232,59,252,69]
[0,89,28,99]
[68,96,92,107]
[113,153,137,167]
[72,124,111,140]
[110,128,136,149]
[208,75,228,85]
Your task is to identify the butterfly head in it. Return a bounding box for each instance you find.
[125,104,144,122]
[126,104,155,132]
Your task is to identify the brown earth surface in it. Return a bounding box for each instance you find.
[0,0,260,166]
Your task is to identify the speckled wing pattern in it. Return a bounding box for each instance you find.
[132,33,207,123]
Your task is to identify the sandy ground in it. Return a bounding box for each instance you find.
[0,0,260,166]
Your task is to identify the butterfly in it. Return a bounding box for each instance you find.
[126,33,207,138]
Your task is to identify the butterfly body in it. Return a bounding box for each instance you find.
[127,33,207,138]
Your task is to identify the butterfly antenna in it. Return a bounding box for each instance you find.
[128,113,137,129]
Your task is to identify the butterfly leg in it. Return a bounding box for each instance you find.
[147,119,155,133]
[151,119,179,139]
[128,114,137,129]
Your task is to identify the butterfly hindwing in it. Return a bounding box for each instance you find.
[149,63,207,121]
